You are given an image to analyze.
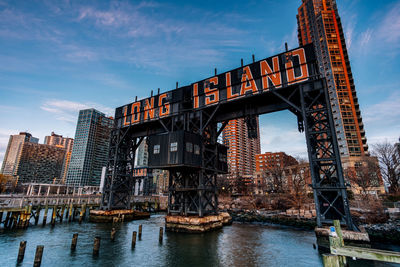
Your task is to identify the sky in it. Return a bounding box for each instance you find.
[1,0,400,166]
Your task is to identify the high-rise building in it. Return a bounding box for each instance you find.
[66,109,113,186]
[1,132,66,184]
[297,0,368,157]
[1,132,39,176]
[135,139,148,167]
[44,132,74,184]
[222,117,261,183]
[15,142,66,184]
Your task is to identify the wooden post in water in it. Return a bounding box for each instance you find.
[111,228,116,241]
[17,241,27,263]
[65,204,69,219]
[17,208,25,229]
[33,245,44,267]
[138,225,142,240]
[60,205,65,223]
[71,233,78,251]
[35,207,41,225]
[8,212,14,229]
[79,204,86,224]
[25,205,32,228]
[51,206,57,226]
[132,231,137,249]
[159,227,163,244]
[11,212,18,229]
[329,221,347,266]
[4,212,10,228]
[42,205,48,226]
[93,237,101,256]
[68,203,73,222]
[322,254,342,267]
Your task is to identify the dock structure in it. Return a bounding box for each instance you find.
[322,220,400,266]
[0,192,167,229]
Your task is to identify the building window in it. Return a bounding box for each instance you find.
[194,145,200,155]
[186,142,193,153]
[170,142,178,152]
[153,145,160,154]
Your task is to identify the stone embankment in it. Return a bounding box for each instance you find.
[362,219,400,245]
[228,209,317,230]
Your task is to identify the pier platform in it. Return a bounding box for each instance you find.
[165,212,232,233]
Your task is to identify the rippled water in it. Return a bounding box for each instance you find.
[0,214,398,267]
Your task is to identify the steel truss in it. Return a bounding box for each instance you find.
[269,79,355,229]
[100,77,356,230]
[166,108,222,217]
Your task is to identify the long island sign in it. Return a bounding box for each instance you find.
[115,44,316,129]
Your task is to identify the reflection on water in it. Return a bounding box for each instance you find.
[0,214,398,267]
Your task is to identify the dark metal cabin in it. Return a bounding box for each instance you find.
[148,131,203,168]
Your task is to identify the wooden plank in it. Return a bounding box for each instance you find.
[331,246,400,263]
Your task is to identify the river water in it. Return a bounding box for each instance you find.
[0,214,398,267]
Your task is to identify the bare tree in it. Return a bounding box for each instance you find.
[0,174,16,193]
[264,157,299,193]
[372,141,400,194]
[288,158,310,208]
[344,157,381,199]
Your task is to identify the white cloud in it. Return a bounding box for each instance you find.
[363,93,400,124]
[260,125,308,158]
[362,92,400,146]
[376,2,400,44]
[359,28,372,48]
[40,99,114,123]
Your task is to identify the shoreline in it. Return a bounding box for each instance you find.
[226,209,400,245]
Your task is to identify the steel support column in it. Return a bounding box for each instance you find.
[300,80,355,230]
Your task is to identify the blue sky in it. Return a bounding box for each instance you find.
[1,0,400,165]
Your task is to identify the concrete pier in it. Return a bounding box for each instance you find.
[165,212,232,233]
[89,209,150,223]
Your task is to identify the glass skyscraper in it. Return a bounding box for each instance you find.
[66,108,113,186]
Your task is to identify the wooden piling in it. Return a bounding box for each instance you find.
[68,203,73,222]
[42,205,48,226]
[12,212,18,229]
[7,212,14,229]
[73,206,77,220]
[71,233,78,251]
[60,205,65,223]
[132,231,137,249]
[17,241,27,263]
[18,208,26,229]
[51,206,57,226]
[111,228,116,241]
[322,254,342,267]
[138,225,142,240]
[65,204,69,219]
[93,237,101,256]
[35,207,41,225]
[4,212,10,228]
[159,227,163,244]
[79,204,86,224]
[25,205,32,228]
[33,245,44,267]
